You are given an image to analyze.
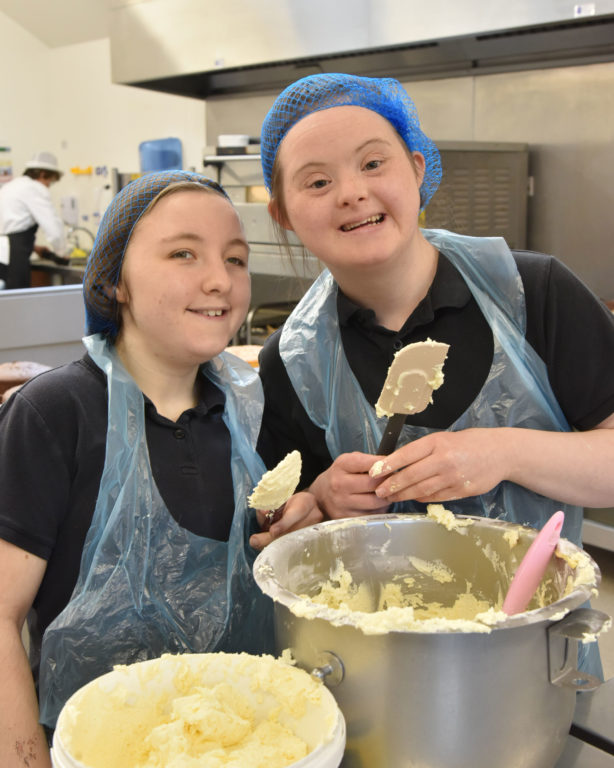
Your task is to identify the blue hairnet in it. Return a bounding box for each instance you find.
[260,73,442,208]
[83,171,229,340]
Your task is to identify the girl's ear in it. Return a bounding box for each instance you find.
[411,151,426,188]
[268,199,294,232]
[105,281,126,304]
[114,283,127,304]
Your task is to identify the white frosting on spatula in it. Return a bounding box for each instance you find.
[248,450,302,510]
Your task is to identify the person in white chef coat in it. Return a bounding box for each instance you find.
[0,151,68,289]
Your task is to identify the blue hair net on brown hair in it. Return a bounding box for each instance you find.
[83,171,229,340]
[260,73,442,209]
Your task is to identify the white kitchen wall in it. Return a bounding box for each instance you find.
[0,12,48,168]
[0,10,206,239]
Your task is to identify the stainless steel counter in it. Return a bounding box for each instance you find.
[0,284,86,365]
[30,258,85,286]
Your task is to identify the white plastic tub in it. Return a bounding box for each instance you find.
[51,652,345,768]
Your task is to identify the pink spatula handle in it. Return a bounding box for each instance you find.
[502,511,565,616]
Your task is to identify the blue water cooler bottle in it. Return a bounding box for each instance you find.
[139,138,183,173]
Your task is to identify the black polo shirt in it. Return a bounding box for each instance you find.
[0,353,234,650]
[257,250,614,486]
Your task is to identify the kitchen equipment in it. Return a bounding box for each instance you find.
[503,510,565,615]
[51,652,345,768]
[254,513,609,768]
[376,340,449,454]
[231,202,320,344]
[0,284,86,365]
[60,195,79,228]
[216,134,260,155]
[111,1,614,99]
[217,133,250,153]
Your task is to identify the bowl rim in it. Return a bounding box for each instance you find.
[54,651,347,765]
[253,513,601,633]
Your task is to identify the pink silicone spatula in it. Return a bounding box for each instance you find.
[502,511,565,615]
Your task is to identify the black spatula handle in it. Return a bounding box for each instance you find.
[377,412,406,455]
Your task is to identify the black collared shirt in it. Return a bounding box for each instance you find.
[0,354,234,648]
[143,379,233,538]
[257,250,614,486]
[337,254,492,427]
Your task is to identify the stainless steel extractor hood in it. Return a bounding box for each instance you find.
[110,0,614,98]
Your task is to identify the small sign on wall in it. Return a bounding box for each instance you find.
[573,3,596,16]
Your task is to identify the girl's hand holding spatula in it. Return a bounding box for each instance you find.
[370,426,511,504]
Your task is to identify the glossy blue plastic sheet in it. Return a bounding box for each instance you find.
[39,335,273,728]
[277,229,602,677]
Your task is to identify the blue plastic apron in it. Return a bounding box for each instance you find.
[38,334,273,728]
[279,229,600,675]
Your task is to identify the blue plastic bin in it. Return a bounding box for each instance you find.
[138,138,183,172]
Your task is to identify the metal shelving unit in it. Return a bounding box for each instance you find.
[202,154,262,184]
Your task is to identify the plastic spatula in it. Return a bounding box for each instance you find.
[375,340,449,454]
[502,511,565,615]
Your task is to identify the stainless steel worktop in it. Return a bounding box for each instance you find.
[30,258,85,286]
[0,283,86,365]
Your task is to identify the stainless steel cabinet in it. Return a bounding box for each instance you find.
[424,141,529,249]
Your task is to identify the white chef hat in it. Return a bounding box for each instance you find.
[24,151,63,177]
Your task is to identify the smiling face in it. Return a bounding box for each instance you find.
[271,106,426,281]
[115,188,250,371]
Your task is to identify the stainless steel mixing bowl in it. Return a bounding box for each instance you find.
[254,514,610,768]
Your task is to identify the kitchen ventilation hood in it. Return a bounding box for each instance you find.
[110,0,614,98]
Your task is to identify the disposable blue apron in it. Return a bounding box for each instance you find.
[279,230,600,676]
[39,334,273,728]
